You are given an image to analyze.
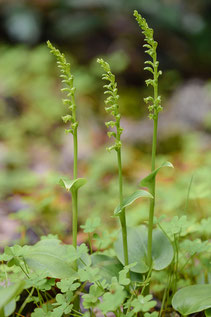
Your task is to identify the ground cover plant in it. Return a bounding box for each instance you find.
[0,10,210,317]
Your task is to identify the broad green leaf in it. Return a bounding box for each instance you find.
[139,161,173,188]
[78,266,100,283]
[114,190,153,216]
[91,254,142,283]
[77,243,91,269]
[0,281,25,311]
[4,300,16,317]
[59,177,86,192]
[114,226,173,273]
[172,284,211,315]
[23,239,76,278]
[91,254,123,283]
[205,309,211,317]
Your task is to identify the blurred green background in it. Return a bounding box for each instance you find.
[0,0,210,247]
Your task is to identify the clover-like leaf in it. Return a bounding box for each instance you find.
[78,266,100,283]
[82,284,104,309]
[114,190,153,216]
[56,276,79,293]
[144,312,159,317]
[131,294,156,313]
[139,161,173,188]
[98,278,127,314]
[180,239,210,256]
[25,271,55,291]
[80,217,101,233]
[159,215,197,241]
[52,292,73,316]
[198,217,211,236]
[172,284,211,315]
[31,305,52,317]
[119,263,136,285]
[59,177,86,192]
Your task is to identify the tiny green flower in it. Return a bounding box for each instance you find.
[97,58,123,151]
[47,40,78,134]
[134,10,162,120]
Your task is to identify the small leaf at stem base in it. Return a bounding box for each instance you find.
[59,177,86,192]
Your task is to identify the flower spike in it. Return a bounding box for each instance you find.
[97,58,123,151]
[47,40,78,134]
[134,10,163,120]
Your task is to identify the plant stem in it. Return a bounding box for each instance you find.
[72,130,78,249]
[147,117,158,268]
[117,149,129,266]
[72,130,78,271]
[72,94,78,270]
[72,189,78,249]
[147,53,158,269]
[18,287,34,315]
[88,233,93,254]
[73,131,78,180]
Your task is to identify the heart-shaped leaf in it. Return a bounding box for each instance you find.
[114,190,153,216]
[59,177,86,192]
[172,284,211,315]
[139,161,173,188]
[114,225,173,273]
[0,281,25,311]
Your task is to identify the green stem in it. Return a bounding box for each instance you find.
[18,287,34,315]
[117,149,129,266]
[141,265,153,296]
[72,126,78,270]
[147,52,158,269]
[88,233,93,254]
[73,129,78,180]
[159,270,170,317]
[147,116,158,268]
[72,130,78,248]
[72,190,78,249]
[173,235,179,293]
